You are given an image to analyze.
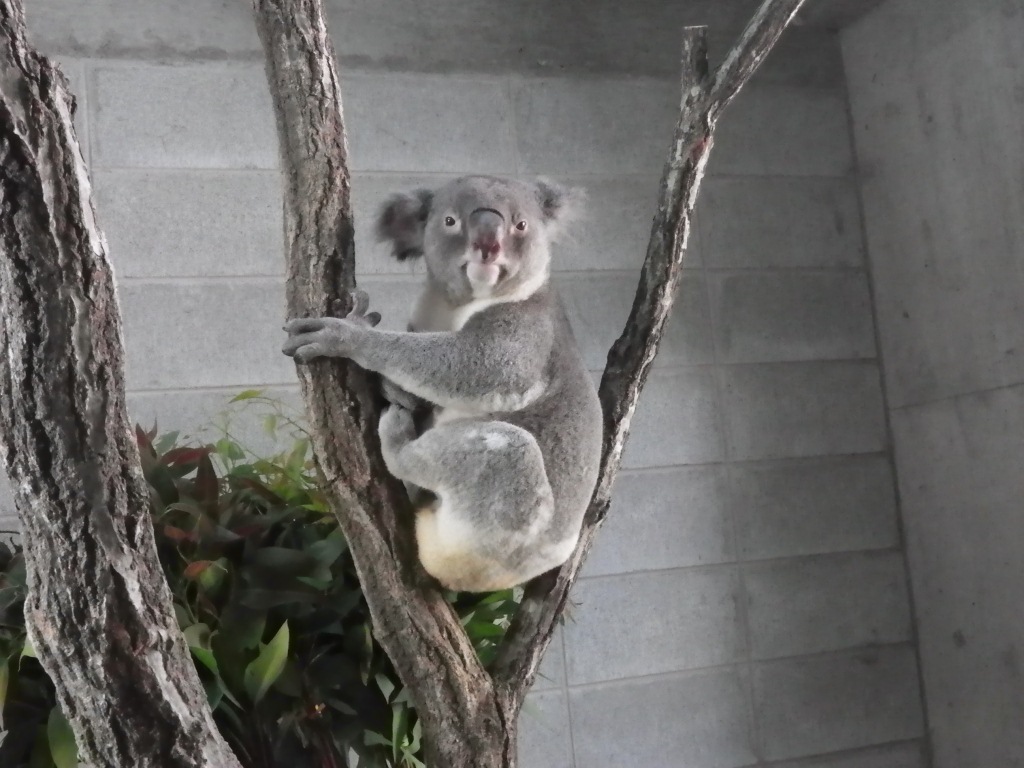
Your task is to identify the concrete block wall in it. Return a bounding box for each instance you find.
[843,2,1024,765]
[1,2,928,766]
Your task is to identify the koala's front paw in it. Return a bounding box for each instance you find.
[282,290,381,363]
[282,316,353,362]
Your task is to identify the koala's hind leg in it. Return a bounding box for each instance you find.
[378,411,555,592]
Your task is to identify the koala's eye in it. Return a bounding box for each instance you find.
[444,215,458,228]
[515,220,528,232]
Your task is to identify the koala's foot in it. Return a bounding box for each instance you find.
[381,377,426,412]
[379,404,417,458]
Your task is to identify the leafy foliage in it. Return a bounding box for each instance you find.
[0,394,521,767]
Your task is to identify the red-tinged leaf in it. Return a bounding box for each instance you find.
[195,454,219,507]
[162,525,197,544]
[135,424,155,456]
[161,447,212,467]
[232,477,286,505]
[184,560,214,581]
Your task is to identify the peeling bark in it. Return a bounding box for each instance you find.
[0,3,242,767]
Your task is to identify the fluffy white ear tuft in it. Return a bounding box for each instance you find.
[375,188,434,261]
[534,177,585,240]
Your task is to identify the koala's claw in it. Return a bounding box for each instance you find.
[350,288,371,316]
[346,289,382,328]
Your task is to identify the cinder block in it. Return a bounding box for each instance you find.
[753,646,925,761]
[844,11,1024,408]
[119,279,293,390]
[342,72,515,174]
[553,175,684,271]
[119,277,420,392]
[708,85,854,177]
[796,0,889,31]
[518,690,574,768]
[513,77,679,177]
[621,367,724,468]
[890,384,1024,767]
[739,28,846,89]
[93,64,277,169]
[709,271,876,363]
[731,455,899,560]
[766,740,927,768]
[698,177,864,269]
[564,566,742,685]
[719,361,887,461]
[93,170,284,278]
[127,386,304,458]
[582,466,733,578]
[556,271,712,371]
[29,0,261,60]
[569,669,756,768]
[532,628,567,692]
[744,551,912,660]
[358,276,429,331]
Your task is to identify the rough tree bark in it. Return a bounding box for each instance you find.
[0,3,243,767]
[252,0,808,766]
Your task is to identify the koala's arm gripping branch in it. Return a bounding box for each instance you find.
[492,0,808,698]
[348,326,552,410]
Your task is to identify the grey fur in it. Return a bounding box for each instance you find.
[283,175,602,592]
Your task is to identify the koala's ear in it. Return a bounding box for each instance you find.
[534,177,585,236]
[375,188,434,261]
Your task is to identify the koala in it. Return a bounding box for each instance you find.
[282,175,603,593]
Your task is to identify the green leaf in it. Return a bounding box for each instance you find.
[46,707,78,768]
[21,635,37,662]
[237,588,321,610]
[363,730,392,748]
[230,389,265,403]
[0,657,9,723]
[154,430,181,454]
[218,604,267,651]
[306,528,348,568]
[263,414,278,437]
[375,673,396,703]
[183,622,212,650]
[391,704,410,762]
[243,621,289,703]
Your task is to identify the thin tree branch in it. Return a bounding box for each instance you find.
[493,0,809,696]
[709,0,808,111]
[0,2,242,766]
[251,1,515,764]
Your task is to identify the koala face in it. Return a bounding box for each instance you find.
[376,176,581,304]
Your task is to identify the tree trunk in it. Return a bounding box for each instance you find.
[0,3,242,767]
